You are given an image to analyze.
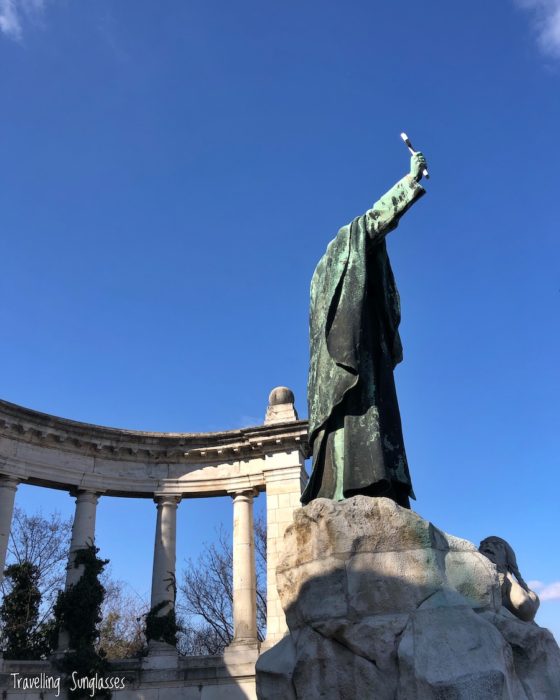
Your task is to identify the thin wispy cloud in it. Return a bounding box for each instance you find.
[0,0,46,41]
[528,580,560,601]
[515,0,560,58]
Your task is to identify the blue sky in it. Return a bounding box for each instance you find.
[1,1,559,640]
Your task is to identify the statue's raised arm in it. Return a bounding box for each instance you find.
[365,152,428,243]
[302,147,428,507]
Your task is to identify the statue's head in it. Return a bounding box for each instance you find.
[479,535,526,587]
[479,536,511,568]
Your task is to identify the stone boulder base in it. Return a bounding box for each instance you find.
[256,497,560,700]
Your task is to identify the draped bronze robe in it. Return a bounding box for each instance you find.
[301,175,425,507]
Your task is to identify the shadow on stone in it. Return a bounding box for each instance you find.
[256,497,560,700]
[108,646,258,700]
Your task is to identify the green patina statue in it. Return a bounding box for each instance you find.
[301,151,428,508]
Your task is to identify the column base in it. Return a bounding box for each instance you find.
[50,649,67,664]
[223,639,260,666]
[142,640,179,670]
[55,629,71,656]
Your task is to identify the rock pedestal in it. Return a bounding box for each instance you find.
[256,497,560,700]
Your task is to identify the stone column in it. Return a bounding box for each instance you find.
[224,488,260,666]
[58,489,100,652]
[144,494,181,669]
[150,494,181,617]
[263,457,308,650]
[64,490,100,589]
[230,489,258,645]
[0,477,18,587]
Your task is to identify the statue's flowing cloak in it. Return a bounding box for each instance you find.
[302,177,424,504]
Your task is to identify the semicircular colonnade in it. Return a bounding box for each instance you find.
[0,387,309,665]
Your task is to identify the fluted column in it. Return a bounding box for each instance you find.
[64,490,100,589]
[0,477,18,587]
[229,489,258,646]
[150,495,181,616]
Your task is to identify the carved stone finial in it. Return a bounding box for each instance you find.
[265,387,298,425]
[269,387,295,406]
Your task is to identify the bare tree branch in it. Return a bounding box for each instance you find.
[2,508,72,621]
[97,571,149,659]
[177,514,267,655]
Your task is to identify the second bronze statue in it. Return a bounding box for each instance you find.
[301,150,428,508]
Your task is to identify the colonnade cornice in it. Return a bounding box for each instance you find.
[0,398,309,497]
[0,398,308,462]
[0,392,309,654]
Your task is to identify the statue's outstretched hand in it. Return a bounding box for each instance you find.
[410,152,428,182]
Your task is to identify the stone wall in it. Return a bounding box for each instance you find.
[0,656,258,700]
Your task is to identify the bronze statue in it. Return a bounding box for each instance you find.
[301,147,428,508]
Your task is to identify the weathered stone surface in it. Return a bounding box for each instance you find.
[346,548,445,616]
[275,496,501,631]
[480,608,560,699]
[444,549,500,609]
[292,627,390,700]
[313,613,409,673]
[255,634,297,700]
[397,603,528,699]
[256,496,560,700]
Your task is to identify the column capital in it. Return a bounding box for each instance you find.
[70,489,101,505]
[228,487,259,500]
[153,494,182,508]
[0,475,19,491]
